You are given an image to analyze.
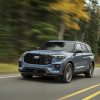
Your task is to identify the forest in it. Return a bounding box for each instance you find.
[0,0,100,63]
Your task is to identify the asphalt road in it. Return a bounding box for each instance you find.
[0,68,100,100]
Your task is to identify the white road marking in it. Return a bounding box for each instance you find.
[0,75,20,79]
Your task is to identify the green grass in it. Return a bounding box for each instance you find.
[0,63,99,74]
[96,64,100,67]
[0,63,18,74]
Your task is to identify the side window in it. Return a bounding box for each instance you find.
[81,44,89,53]
[76,44,82,51]
[86,45,92,53]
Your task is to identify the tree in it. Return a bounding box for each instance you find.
[85,0,100,57]
[49,0,90,40]
[0,0,57,62]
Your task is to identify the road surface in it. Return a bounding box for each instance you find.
[0,68,100,100]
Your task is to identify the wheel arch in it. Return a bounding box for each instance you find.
[63,60,75,73]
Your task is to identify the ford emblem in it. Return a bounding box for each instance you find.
[33,56,40,59]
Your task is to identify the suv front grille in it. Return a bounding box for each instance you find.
[24,53,52,65]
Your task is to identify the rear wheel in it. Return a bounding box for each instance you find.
[61,63,73,83]
[21,73,33,79]
[85,63,94,78]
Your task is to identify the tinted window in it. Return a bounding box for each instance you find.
[40,42,75,52]
[86,45,92,53]
[76,44,82,51]
[81,44,89,53]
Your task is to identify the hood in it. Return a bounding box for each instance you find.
[26,50,67,55]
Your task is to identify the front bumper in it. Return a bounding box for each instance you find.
[19,61,64,76]
[19,68,63,76]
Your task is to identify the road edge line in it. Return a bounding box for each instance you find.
[0,75,20,79]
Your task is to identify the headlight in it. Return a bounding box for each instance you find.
[52,55,66,59]
[19,52,26,60]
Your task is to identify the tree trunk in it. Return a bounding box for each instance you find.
[95,7,100,58]
[58,21,65,40]
[81,32,85,42]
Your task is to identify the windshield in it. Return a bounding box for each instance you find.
[40,42,75,52]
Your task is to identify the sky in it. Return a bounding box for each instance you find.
[86,0,100,5]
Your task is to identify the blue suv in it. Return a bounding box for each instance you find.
[19,40,95,83]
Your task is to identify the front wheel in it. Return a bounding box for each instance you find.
[61,63,73,83]
[85,63,94,78]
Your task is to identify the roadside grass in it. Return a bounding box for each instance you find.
[0,63,18,74]
[96,63,100,67]
[0,63,100,74]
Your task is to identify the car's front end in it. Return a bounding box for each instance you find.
[19,50,68,76]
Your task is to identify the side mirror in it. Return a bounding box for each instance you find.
[75,49,83,53]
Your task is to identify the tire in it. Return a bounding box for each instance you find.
[21,73,33,79]
[61,63,73,83]
[85,63,94,78]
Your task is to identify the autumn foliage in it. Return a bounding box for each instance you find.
[49,0,90,30]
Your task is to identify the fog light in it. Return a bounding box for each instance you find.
[54,64,60,70]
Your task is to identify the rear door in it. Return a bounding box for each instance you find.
[81,44,92,70]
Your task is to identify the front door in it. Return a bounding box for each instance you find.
[73,43,84,72]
